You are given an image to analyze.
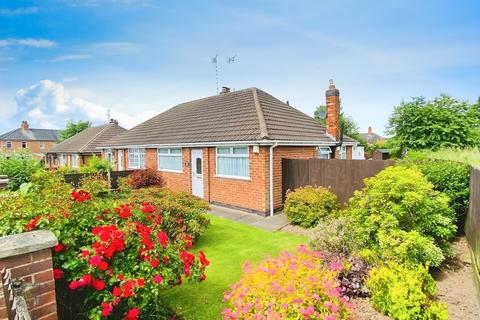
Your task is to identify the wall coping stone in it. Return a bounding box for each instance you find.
[0,230,58,259]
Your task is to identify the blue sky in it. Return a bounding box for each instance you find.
[1,0,479,135]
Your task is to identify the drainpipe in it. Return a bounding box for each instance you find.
[269,142,278,217]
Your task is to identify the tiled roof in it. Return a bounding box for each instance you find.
[359,132,385,144]
[49,122,127,154]
[103,88,357,147]
[0,128,60,141]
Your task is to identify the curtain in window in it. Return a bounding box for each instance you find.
[217,156,249,177]
[158,155,182,171]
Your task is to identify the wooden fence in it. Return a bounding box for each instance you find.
[466,166,480,292]
[282,159,395,205]
[63,170,134,189]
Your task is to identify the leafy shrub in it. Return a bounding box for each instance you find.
[125,169,163,189]
[80,174,109,197]
[367,262,448,320]
[79,155,112,173]
[222,245,351,319]
[0,153,42,190]
[310,215,364,257]
[347,166,456,265]
[0,186,210,319]
[378,230,445,267]
[337,256,370,300]
[284,186,339,228]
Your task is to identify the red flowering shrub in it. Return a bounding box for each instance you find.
[0,172,211,319]
[125,169,163,189]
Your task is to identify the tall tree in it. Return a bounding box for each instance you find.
[58,120,91,142]
[313,105,361,140]
[386,94,480,151]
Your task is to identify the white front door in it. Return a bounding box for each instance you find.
[118,150,124,171]
[191,149,204,198]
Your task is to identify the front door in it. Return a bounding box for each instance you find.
[118,150,124,171]
[191,149,204,198]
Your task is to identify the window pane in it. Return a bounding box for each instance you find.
[233,147,248,155]
[217,147,230,154]
[217,156,249,177]
[158,148,169,154]
[158,155,182,171]
[196,158,202,174]
[170,148,181,154]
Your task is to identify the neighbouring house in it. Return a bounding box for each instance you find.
[372,148,391,160]
[360,126,386,145]
[0,121,60,158]
[45,119,126,169]
[99,82,359,215]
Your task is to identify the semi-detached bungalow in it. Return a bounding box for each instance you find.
[99,82,359,215]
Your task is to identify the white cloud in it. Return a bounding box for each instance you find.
[14,80,156,129]
[0,7,39,16]
[0,38,57,48]
[49,54,92,62]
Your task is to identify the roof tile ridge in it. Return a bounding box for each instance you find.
[251,88,269,139]
[79,124,111,152]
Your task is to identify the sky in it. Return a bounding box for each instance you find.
[1,0,479,135]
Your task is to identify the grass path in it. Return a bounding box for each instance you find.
[162,214,307,319]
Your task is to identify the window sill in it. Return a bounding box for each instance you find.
[215,174,250,181]
[158,169,183,174]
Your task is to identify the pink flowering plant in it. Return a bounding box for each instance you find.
[222,245,351,319]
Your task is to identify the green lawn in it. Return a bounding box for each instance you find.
[162,214,307,319]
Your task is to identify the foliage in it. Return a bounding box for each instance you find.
[310,215,363,257]
[222,245,351,319]
[337,256,370,300]
[347,166,457,266]
[162,215,306,320]
[79,155,113,174]
[0,152,42,190]
[401,151,470,223]
[314,105,361,140]
[58,120,91,142]
[386,95,480,151]
[125,169,163,189]
[367,262,448,320]
[0,176,211,319]
[81,174,110,197]
[284,186,339,228]
[57,165,78,174]
[378,230,445,267]
[426,147,480,166]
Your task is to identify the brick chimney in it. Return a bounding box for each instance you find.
[20,120,29,131]
[367,126,373,136]
[220,86,231,94]
[325,80,340,141]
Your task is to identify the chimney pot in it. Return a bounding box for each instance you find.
[368,126,373,136]
[110,119,118,125]
[221,86,231,94]
[21,120,29,130]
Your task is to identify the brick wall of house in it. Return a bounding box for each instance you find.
[206,146,269,213]
[272,146,318,210]
[1,140,55,155]
[149,148,192,193]
[0,231,58,320]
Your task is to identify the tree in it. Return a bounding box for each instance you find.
[386,94,480,151]
[313,105,361,140]
[58,120,91,142]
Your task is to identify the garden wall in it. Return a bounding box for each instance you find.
[282,159,395,205]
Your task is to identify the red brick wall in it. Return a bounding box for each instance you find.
[0,249,57,320]
[272,146,318,210]
[155,148,191,194]
[0,140,55,155]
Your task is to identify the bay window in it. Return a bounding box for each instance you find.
[128,148,145,169]
[216,146,249,179]
[158,148,182,172]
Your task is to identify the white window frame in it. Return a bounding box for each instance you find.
[105,149,114,165]
[21,141,27,149]
[60,154,67,167]
[71,154,79,168]
[5,141,12,149]
[318,147,332,159]
[128,148,146,169]
[158,148,183,173]
[339,146,347,160]
[215,146,250,180]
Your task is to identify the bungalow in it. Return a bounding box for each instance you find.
[99,82,359,215]
[46,120,126,169]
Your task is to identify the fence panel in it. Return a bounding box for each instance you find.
[466,167,480,290]
[63,170,134,189]
[282,159,395,205]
